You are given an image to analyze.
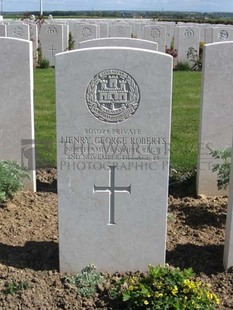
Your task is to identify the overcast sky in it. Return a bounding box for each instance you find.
[2,0,233,13]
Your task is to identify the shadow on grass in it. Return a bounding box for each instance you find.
[0,241,59,271]
[166,243,224,275]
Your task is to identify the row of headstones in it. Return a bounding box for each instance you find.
[2,19,233,66]
[50,18,233,44]
[0,36,232,272]
[42,20,233,66]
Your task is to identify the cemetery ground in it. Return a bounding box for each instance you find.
[0,169,232,309]
[0,69,232,309]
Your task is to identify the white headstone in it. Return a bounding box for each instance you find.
[62,24,69,51]
[109,23,132,38]
[133,22,146,39]
[197,42,233,196]
[40,24,64,66]
[78,37,158,51]
[212,27,233,42]
[0,37,36,191]
[224,136,233,269]
[7,23,30,40]
[157,22,174,48]
[68,21,84,38]
[204,27,214,43]
[198,24,207,42]
[56,47,172,273]
[72,24,100,48]
[99,22,109,38]
[174,26,200,65]
[143,25,166,52]
[0,24,6,36]
[29,24,38,66]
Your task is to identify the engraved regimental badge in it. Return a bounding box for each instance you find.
[86,69,140,123]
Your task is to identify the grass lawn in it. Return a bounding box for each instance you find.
[171,71,202,173]
[34,69,202,173]
[34,68,56,167]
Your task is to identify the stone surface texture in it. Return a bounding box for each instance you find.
[78,37,158,50]
[56,47,172,273]
[197,42,233,196]
[0,37,36,191]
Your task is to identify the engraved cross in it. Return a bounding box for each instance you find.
[49,45,57,57]
[93,165,131,225]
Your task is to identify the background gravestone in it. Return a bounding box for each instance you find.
[197,42,233,196]
[157,22,175,48]
[143,25,166,52]
[0,37,36,191]
[109,23,132,38]
[174,26,200,66]
[40,24,64,67]
[133,22,147,39]
[199,24,208,42]
[29,23,38,66]
[72,24,100,48]
[204,26,214,43]
[56,47,172,273]
[0,24,6,36]
[7,23,30,40]
[212,27,233,42]
[62,24,69,51]
[78,37,158,51]
[98,22,109,38]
